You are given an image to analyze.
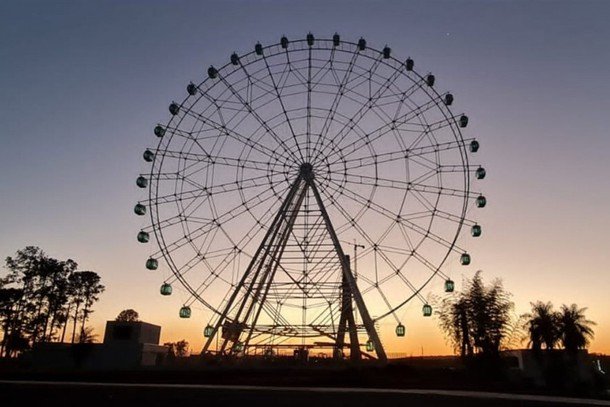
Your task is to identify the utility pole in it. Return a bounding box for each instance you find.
[353,241,364,324]
[353,240,365,281]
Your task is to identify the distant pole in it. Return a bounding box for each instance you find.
[353,241,365,324]
[353,240,365,281]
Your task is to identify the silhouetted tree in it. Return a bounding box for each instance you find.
[1,246,104,356]
[163,339,190,358]
[68,271,104,343]
[0,287,24,357]
[3,246,45,351]
[558,304,595,355]
[437,295,472,358]
[163,341,176,358]
[115,309,139,322]
[522,302,596,390]
[76,326,98,344]
[436,271,514,359]
[41,258,76,341]
[523,301,560,352]
[175,339,190,357]
[522,302,595,356]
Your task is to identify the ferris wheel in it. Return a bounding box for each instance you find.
[134,33,486,361]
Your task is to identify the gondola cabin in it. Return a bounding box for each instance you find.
[423,304,433,317]
[154,125,165,137]
[134,203,146,216]
[179,306,191,318]
[445,279,455,293]
[160,283,172,296]
[137,231,149,243]
[460,253,471,266]
[146,258,158,270]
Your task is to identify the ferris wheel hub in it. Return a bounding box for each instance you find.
[299,162,314,180]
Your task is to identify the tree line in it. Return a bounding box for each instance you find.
[436,271,595,359]
[0,246,105,357]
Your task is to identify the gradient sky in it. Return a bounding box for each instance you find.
[1,0,609,356]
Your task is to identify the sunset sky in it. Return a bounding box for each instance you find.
[1,0,609,356]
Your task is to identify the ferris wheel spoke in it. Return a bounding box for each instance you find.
[425,114,466,133]
[228,209,278,260]
[196,180,286,226]
[317,182,378,244]
[188,173,285,200]
[391,82,442,123]
[407,166,446,185]
[310,46,361,162]
[153,149,286,174]
[181,248,235,289]
[185,258,237,303]
[200,250,244,286]
[167,175,279,222]
[323,178,399,221]
[359,247,422,301]
[411,250,450,276]
[316,103,457,169]
[434,208,476,227]
[150,172,207,191]
[374,284,400,321]
[157,185,285,257]
[260,51,305,162]
[315,63,412,163]
[409,187,442,215]
[396,266,423,294]
[319,180,379,232]
[331,138,470,173]
[358,110,456,161]
[160,126,220,160]
[176,107,287,165]
[215,71,302,164]
[324,177,460,252]
[309,55,336,89]
[306,46,312,161]
[383,220,413,254]
[146,187,211,206]
[337,174,473,202]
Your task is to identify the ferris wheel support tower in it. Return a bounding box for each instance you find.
[202,163,387,361]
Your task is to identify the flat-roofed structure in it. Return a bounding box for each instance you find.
[29,321,168,370]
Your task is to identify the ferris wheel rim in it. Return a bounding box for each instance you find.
[140,34,480,327]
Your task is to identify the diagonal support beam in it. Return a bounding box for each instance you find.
[335,254,361,360]
[308,179,388,362]
[201,176,304,354]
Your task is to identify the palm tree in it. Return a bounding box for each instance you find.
[77,326,98,344]
[558,304,595,355]
[523,301,560,352]
[436,271,513,359]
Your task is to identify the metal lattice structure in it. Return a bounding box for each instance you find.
[135,34,485,361]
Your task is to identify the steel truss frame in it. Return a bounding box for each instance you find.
[202,164,387,361]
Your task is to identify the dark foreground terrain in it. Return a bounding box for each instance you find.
[1,357,608,406]
[1,381,610,407]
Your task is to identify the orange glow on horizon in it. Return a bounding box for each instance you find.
[91,312,610,358]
